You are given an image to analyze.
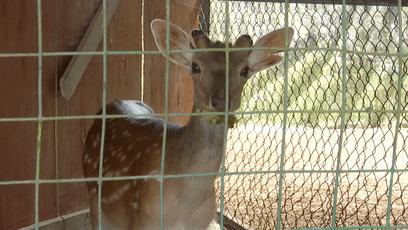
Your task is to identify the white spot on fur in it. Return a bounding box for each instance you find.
[145,147,151,153]
[136,152,142,159]
[136,137,143,142]
[111,133,118,140]
[102,183,131,204]
[127,143,134,151]
[92,139,99,148]
[119,154,127,162]
[148,170,160,175]
[86,157,94,164]
[90,187,97,194]
[130,201,138,209]
[207,221,221,230]
[105,171,114,177]
[123,130,131,138]
[145,170,161,182]
[92,134,101,146]
[111,150,117,157]
[122,166,130,173]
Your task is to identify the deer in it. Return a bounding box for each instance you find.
[82,19,294,230]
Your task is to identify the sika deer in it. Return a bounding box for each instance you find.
[83,19,293,230]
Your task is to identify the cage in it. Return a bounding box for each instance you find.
[0,0,407,229]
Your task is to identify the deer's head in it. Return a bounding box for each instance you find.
[151,19,294,115]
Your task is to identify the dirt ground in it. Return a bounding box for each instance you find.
[216,123,408,229]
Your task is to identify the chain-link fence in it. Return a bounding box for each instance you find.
[198,0,408,229]
[1,0,407,229]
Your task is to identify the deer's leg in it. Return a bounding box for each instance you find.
[88,194,99,230]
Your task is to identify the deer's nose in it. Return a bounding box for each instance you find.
[211,95,234,110]
[211,95,223,108]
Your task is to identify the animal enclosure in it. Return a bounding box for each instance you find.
[203,0,408,229]
[1,0,408,229]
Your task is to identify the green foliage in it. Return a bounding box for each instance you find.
[207,1,407,128]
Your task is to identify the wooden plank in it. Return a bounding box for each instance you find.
[0,60,58,229]
[0,0,59,227]
[53,0,143,216]
[143,0,200,125]
[0,185,35,230]
[0,0,142,229]
[0,0,37,53]
[40,0,102,222]
[59,0,121,100]
[18,209,90,230]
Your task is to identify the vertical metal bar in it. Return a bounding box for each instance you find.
[220,0,231,228]
[34,0,43,229]
[97,0,109,229]
[385,0,403,227]
[275,1,290,229]
[160,0,172,229]
[331,0,348,227]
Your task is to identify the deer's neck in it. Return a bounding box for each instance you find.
[175,114,225,173]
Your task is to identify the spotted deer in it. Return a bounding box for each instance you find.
[83,19,294,230]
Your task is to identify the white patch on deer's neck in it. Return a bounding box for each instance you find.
[121,100,152,117]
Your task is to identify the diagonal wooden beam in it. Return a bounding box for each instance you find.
[59,0,120,100]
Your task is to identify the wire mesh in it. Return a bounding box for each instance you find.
[1,0,407,230]
[200,0,408,229]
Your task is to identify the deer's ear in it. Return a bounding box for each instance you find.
[234,34,253,48]
[248,27,294,73]
[151,19,194,68]
[191,30,211,48]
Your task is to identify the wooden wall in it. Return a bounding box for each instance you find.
[144,0,199,125]
[0,0,199,229]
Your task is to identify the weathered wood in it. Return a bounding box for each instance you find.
[0,0,143,229]
[18,209,90,230]
[50,0,143,217]
[0,0,57,228]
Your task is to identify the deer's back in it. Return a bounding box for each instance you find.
[82,100,183,202]
[82,100,219,229]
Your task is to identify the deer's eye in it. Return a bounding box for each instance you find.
[192,62,201,74]
[240,66,249,78]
